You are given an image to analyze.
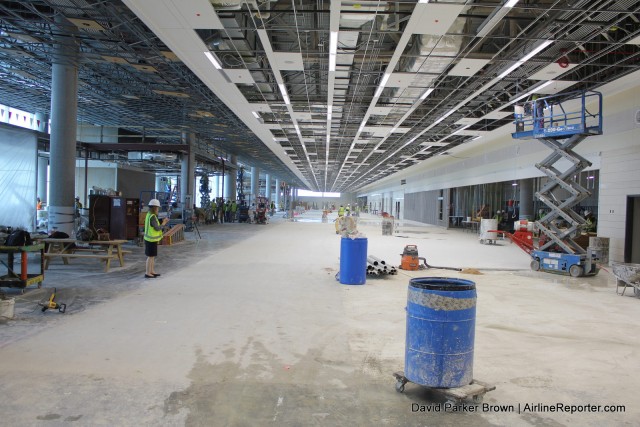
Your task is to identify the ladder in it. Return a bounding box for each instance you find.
[512,90,604,276]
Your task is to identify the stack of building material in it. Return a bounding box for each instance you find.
[367,255,398,276]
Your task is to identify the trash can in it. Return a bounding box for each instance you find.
[405,277,476,388]
[339,237,367,285]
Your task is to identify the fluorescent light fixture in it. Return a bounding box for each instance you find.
[521,40,553,62]
[329,54,336,72]
[419,88,434,100]
[471,135,482,141]
[278,83,290,104]
[504,0,519,7]
[498,40,553,79]
[374,86,384,98]
[204,51,222,70]
[419,0,430,3]
[498,62,522,79]
[379,73,390,87]
[329,32,338,55]
[252,111,260,119]
[328,32,338,72]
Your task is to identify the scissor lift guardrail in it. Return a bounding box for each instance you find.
[512,90,603,277]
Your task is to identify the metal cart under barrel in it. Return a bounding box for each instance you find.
[0,243,45,293]
[612,262,640,297]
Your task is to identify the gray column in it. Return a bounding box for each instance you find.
[180,133,195,206]
[48,15,78,235]
[37,157,48,203]
[250,166,260,205]
[265,174,271,199]
[519,178,534,220]
[224,169,236,201]
[224,155,237,201]
[274,179,280,208]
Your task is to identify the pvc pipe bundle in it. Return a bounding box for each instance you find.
[367,255,398,276]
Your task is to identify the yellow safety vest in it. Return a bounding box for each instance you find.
[338,207,345,216]
[144,213,163,242]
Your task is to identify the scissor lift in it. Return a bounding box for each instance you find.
[512,90,603,277]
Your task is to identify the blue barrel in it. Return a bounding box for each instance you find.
[405,277,476,388]
[339,237,367,285]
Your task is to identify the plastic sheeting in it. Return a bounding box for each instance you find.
[0,126,37,231]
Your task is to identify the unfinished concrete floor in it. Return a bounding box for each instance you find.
[0,211,639,426]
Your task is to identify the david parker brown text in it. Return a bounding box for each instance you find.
[412,402,626,413]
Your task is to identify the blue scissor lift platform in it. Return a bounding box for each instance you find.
[512,90,604,277]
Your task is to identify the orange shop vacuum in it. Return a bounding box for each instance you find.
[399,245,461,272]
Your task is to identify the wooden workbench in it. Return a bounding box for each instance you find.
[42,238,127,273]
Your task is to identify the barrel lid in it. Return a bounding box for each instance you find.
[409,277,475,291]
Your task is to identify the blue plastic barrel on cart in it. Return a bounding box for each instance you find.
[405,277,476,388]
[339,237,367,285]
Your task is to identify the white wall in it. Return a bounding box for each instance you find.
[599,147,640,263]
[358,70,640,262]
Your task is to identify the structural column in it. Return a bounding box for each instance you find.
[250,166,260,205]
[519,178,534,220]
[274,179,280,208]
[180,132,195,206]
[265,173,271,200]
[48,15,78,235]
[224,155,237,201]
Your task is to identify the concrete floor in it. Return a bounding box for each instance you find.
[0,211,639,426]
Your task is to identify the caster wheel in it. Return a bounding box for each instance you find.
[569,264,584,277]
[472,395,483,404]
[395,381,405,393]
[479,239,485,245]
[531,259,540,271]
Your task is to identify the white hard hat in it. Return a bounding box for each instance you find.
[149,199,161,207]
[584,210,591,216]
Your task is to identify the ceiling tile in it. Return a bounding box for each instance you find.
[387,73,416,88]
[455,117,481,125]
[448,58,491,77]
[626,35,640,45]
[172,0,224,29]
[482,110,512,120]
[67,18,105,31]
[272,52,304,70]
[224,69,255,84]
[411,4,465,36]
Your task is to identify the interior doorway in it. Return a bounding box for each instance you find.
[625,196,640,263]
[395,201,400,219]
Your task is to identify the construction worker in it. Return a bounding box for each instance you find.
[338,204,345,217]
[230,200,238,222]
[36,197,42,210]
[224,200,231,222]
[144,199,168,279]
[216,198,225,224]
[584,211,597,233]
[345,204,351,216]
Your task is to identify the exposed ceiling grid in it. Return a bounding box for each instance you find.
[0,0,639,190]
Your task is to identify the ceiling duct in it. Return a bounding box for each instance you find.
[389,3,467,106]
[210,0,273,18]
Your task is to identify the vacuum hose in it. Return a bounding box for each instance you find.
[418,257,462,272]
